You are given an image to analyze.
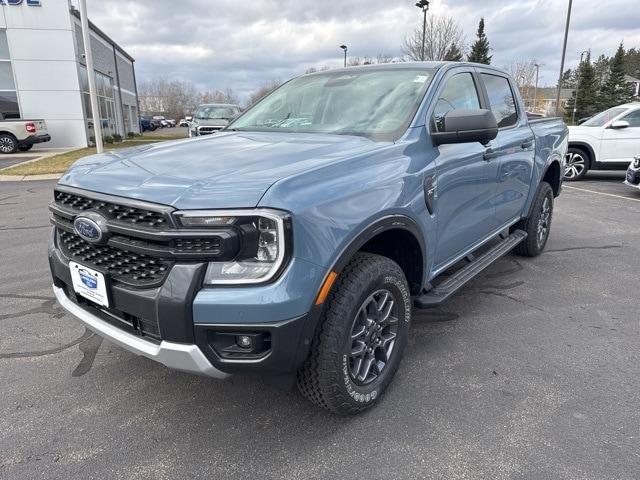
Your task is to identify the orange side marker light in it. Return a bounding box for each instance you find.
[315,271,338,305]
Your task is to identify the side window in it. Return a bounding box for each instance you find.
[433,73,480,132]
[622,109,640,127]
[481,74,518,128]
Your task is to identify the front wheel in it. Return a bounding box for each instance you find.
[564,148,589,181]
[513,182,554,257]
[297,253,412,415]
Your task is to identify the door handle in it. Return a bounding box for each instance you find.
[521,138,534,149]
[483,148,500,161]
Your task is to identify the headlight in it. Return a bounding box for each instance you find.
[633,156,640,169]
[174,209,289,285]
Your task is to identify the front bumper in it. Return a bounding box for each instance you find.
[625,165,640,188]
[49,231,325,378]
[53,285,229,378]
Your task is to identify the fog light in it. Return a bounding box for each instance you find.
[236,335,253,349]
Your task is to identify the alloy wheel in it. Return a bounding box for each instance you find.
[348,289,399,386]
[0,137,15,153]
[537,196,551,249]
[564,152,586,179]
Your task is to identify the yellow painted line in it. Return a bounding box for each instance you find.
[564,185,640,203]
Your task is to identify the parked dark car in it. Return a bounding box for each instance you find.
[139,116,157,132]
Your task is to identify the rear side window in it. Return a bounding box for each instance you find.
[481,74,518,128]
[433,73,481,132]
[622,109,640,127]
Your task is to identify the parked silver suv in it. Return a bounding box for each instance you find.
[189,104,241,137]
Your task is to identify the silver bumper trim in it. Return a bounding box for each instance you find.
[53,286,230,379]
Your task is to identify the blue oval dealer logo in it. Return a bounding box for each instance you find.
[73,217,103,243]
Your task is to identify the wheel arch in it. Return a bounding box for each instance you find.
[542,159,562,197]
[568,141,595,166]
[328,215,426,296]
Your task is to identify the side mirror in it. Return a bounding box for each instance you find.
[432,109,499,146]
[610,120,629,129]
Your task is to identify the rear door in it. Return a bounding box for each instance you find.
[430,69,497,268]
[599,108,640,163]
[478,72,535,225]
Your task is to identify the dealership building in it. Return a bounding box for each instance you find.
[0,0,140,148]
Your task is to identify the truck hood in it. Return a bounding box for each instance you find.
[59,131,387,209]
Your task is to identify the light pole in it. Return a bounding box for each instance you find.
[533,63,540,112]
[79,0,103,153]
[571,50,589,125]
[555,0,573,116]
[340,45,347,68]
[415,0,430,61]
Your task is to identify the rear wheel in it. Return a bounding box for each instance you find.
[564,147,589,181]
[297,253,411,415]
[513,182,554,257]
[0,133,17,154]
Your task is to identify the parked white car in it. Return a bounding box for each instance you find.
[565,103,640,181]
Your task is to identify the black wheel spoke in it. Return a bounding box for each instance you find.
[347,288,400,385]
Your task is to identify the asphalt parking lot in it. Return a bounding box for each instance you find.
[1,173,639,480]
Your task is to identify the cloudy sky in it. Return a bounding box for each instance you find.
[73,0,640,101]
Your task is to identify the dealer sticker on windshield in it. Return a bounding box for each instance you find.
[69,261,109,308]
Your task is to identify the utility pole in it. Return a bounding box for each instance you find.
[555,0,573,117]
[79,0,103,153]
[415,0,430,61]
[533,63,540,112]
[340,45,348,68]
[571,50,589,125]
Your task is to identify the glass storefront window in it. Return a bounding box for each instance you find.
[79,66,117,140]
[0,30,19,120]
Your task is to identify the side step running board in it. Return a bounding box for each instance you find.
[414,229,527,309]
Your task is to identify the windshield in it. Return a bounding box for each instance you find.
[228,67,437,140]
[195,106,239,120]
[581,107,627,127]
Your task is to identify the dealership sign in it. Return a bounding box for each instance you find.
[0,0,42,5]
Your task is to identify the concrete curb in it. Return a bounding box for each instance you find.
[0,173,62,182]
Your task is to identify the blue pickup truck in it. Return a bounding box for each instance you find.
[49,62,567,414]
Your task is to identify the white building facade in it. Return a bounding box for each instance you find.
[1,0,139,148]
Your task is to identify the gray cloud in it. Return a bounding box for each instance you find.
[73,0,640,100]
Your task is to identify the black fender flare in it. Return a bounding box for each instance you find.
[329,214,427,280]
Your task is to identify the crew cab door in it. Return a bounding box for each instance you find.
[430,70,497,267]
[600,108,640,163]
[478,72,535,225]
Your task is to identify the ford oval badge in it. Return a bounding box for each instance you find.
[74,217,103,243]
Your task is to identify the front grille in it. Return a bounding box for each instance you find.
[59,230,173,288]
[172,237,222,254]
[198,126,223,135]
[54,190,170,229]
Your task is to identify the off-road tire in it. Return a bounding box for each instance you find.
[297,253,412,415]
[513,182,554,257]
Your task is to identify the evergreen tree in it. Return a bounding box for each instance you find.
[599,43,634,109]
[444,43,463,62]
[623,47,640,78]
[467,18,492,64]
[565,52,599,123]
[560,68,577,89]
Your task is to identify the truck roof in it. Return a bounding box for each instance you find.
[302,61,511,77]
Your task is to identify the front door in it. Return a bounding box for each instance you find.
[480,73,535,225]
[430,71,497,268]
[600,108,640,163]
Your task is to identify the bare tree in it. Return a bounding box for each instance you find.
[247,80,281,106]
[402,14,465,61]
[505,59,539,109]
[139,79,200,119]
[200,88,239,105]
